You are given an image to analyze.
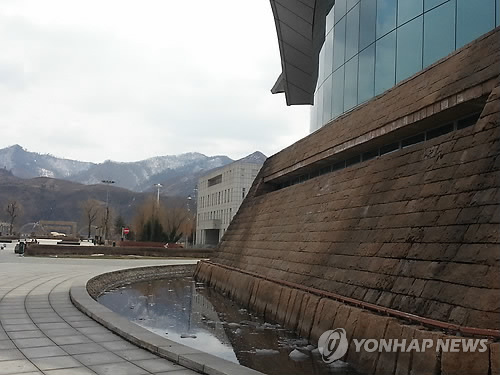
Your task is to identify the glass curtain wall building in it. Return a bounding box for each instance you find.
[310,0,500,132]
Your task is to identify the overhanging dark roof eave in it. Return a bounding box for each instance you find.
[269,0,334,106]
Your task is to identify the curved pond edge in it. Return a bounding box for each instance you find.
[70,263,266,375]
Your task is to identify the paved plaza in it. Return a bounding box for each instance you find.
[0,246,199,375]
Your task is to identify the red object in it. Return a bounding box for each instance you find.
[123,228,130,235]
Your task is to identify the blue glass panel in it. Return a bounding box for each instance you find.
[346,0,359,13]
[310,105,318,132]
[398,0,423,25]
[335,0,347,24]
[423,1,455,67]
[316,85,324,126]
[324,31,334,80]
[344,55,359,111]
[358,44,375,103]
[375,31,396,95]
[377,0,397,38]
[323,74,333,124]
[396,15,423,83]
[497,0,500,26]
[456,0,495,48]
[333,17,346,70]
[424,0,447,11]
[318,45,325,84]
[331,66,345,118]
[360,0,377,50]
[345,4,360,60]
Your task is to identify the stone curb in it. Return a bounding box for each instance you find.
[70,264,266,375]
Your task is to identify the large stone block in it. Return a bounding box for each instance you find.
[375,319,403,375]
[275,285,293,326]
[284,289,306,331]
[410,330,445,375]
[441,337,490,375]
[310,298,342,342]
[228,272,256,309]
[394,325,420,375]
[297,293,320,339]
[491,342,500,375]
[347,311,392,374]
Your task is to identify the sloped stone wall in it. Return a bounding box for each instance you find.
[204,27,500,331]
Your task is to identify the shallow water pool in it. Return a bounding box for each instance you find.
[97,276,359,375]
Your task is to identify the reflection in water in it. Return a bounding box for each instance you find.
[98,277,360,375]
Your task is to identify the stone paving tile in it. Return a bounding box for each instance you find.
[86,332,122,342]
[1,318,33,324]
[115,349,158,361]
[73,352,124,366]
[3,323,39,332]
[90,361,149,375]
[70,320,105,328]
[0,313,29,319]
[133,358,185,373]
[44,328,80,337]
[51,334,92,346]
[99,340,139,351]
[0,339,16,349]
[31,355,82,370]
[77,326,110,335]
[0,348,24,361]
[31,316,65,323]
[59,343,106,355]
[156,370,200,375]
[44,367,98,375]
[64,315,94,322]
[8,330,46,339]
[37,322,72,330]
[0,359,38,375]
[21,345,67,358]
[13,337,54,348]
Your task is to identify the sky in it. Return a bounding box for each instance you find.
[0,0,310,163]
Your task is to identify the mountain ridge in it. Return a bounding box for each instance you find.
[0,145,266,197]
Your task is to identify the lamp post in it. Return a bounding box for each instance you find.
[153,183,162,207]
[101,180,115,243]
[186,195,197,247]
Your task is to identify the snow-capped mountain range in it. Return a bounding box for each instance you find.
[0,145,266,196]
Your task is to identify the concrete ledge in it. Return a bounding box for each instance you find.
[70,263,265,375]
[26,244,214,258]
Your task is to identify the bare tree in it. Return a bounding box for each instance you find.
[163,206,188,243]
[6,200,23,235]
[81,199,101,239]
[99,205,115,242]
[132,197,189,243]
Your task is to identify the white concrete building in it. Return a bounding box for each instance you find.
[195,152,265,246]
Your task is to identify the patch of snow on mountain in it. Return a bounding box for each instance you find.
[38,168,55,178]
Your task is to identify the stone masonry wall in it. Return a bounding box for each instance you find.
[207,28,500,331]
